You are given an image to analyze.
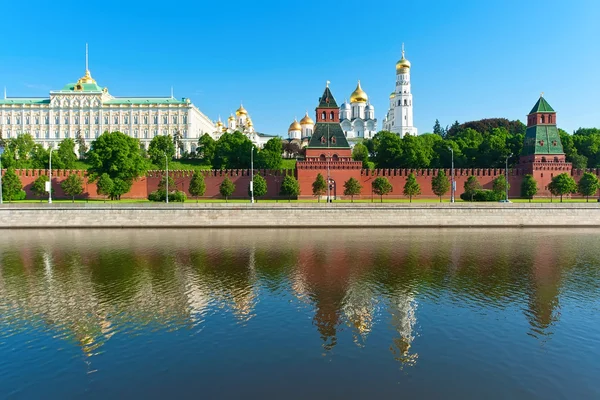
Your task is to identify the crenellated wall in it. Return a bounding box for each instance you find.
[4,166,600,201]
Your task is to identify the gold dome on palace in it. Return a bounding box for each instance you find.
[390,92,396,99]
[236,105,248,116]
[288,119,302,132]
[247,119,253,126]
[300,112,314,125]
[77,69,97,84]
[396,49,411,72]
[350,81,368,103]
[228,114,235,121]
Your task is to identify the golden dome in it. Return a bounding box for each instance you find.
[77,69,97,85]
[235,105,248,116]
[300,112,314,125]
[396,45,411,72]
[228,114,235,121]
[350,80,368,103]
[288,119,302,132]
[390,92,396,99]
[247,119,253,127]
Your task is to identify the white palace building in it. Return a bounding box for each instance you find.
[0,49,275,153]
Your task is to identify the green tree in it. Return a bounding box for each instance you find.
[433,119,443,136]
[13,134,35,162]
[249,174,267,201]
[31,175,49,202]
[343,177,362,202]
[87,131,148,195]
[372,176,393,203]
[76,131,88,160]
[148,134,176,166]
[463,176,481,201]
[403,173,421,202]
[431,170,450,202]
[577,172,599,202]
[2,168,23,202]
[30,144,49,169]
[520,174,538,202]
[492,175,510,199]
[548,173,577,202]
[61,174,84,202]
[173,130,184,158]
[352,143,369,168]
[280,175,300,202]
[110,178,130,200]
[57,138,78,169]
[188,170,206,202]
[96,173,114,203]
[214,131,253,169]
[220,177,235,202]
[372,131,403,168]
[197,133,216,165]
[312,173,327,202]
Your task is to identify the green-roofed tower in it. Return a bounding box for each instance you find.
[521,94,564,158]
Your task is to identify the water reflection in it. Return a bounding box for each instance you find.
[0,229,598,372]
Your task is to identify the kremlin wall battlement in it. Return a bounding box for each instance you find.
[7,167,600,201]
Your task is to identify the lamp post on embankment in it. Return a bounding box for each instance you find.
[0,146,4,205]
[505,153,513,201]
[448,147,455,203]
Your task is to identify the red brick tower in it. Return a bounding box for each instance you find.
[297,83,362,199]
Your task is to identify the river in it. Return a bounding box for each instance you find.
[0,229,599,399]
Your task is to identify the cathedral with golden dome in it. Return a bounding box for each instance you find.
[339,81,377,140]
[214,104,277,147]
[382,44,418,136]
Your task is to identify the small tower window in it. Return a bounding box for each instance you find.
[404,99,408,106]
[541,115,545,123]
[321,112,326,120]
[330,111,334,120]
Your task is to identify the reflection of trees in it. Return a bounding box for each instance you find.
[0,228,597,365]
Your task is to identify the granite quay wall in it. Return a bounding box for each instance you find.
[1,203,599,228]
[6,168,600,201]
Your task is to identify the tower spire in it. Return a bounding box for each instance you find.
[402,43,405,58]
[86,43,89,72]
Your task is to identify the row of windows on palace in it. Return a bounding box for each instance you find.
[2,128,192,140]
[1,114,188,125]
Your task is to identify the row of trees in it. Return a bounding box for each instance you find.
[352,120,600,170]
[0,134,80,170]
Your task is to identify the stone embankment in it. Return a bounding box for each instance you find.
[0,203,599,228]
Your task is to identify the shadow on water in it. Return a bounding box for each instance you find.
[1,228,600,398]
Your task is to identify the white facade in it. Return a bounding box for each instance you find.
[340,81,377,139]
[383,46,418,136]
[0,68,215,154]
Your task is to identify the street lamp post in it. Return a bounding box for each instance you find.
[250,147,254,204]
[48,146,53,204]
[0,146,4,205]
[505,153,513,201]
[448,147,454,203]
[165,153,169,204]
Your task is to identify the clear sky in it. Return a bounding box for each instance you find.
[1,0,598,136]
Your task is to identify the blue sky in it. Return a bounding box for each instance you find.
[1,0,598,135]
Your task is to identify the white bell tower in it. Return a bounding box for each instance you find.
[386,44,418,137]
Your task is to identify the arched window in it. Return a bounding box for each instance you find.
[541,115,545,123]
[319,154,326,161]
[541,157,547,162]
[330,111,334,120]
[404,99,408,106]
[554,157,559,162]
[332,154,339,161]
[321,112,326,120]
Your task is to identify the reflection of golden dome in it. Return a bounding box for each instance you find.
[300,112,314,125]
[350,81,368,103]
[236,105,248,116]
[390,92,396,99]
[288,119,301,132]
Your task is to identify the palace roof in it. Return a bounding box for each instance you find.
[529,96,555,114]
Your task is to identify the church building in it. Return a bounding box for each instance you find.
[214,105,277,148]
[339,81,377,140]
[382,45,418,136]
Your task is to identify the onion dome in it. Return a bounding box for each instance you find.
[300,112,314,125]
[235,104,248,116]
[228,114,235,121]
[247,119,253,127]
[77,69,97,85]
[350,81,368,103]
[340,99,351,110]
[390,92,396,99]
[288,119,301,132]
[366,103,374,111]
[396,45,411,73]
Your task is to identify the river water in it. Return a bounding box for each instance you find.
[0,229,599,399]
